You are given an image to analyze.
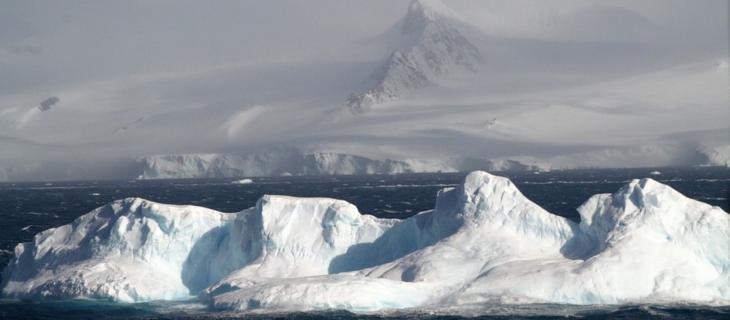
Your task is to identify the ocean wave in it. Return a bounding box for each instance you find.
[338,183,458,190]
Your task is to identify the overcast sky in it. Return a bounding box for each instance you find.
[1,0,726,94]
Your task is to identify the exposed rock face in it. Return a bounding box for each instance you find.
[347,0,481,113]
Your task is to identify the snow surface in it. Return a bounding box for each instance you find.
[3,171,729,312]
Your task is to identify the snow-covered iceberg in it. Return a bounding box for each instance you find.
[2,171,728,311]
[0,199,233,302]
[231,178,254,185]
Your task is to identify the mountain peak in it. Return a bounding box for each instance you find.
[402,0,465,35]
[346,0,480,114]
[406,0,462,24]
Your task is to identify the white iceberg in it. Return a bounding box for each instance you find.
[231,178,254,185]
[2,171,728,312]
[0,198,232,302]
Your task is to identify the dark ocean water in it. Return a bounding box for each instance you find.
[0,167,728,319]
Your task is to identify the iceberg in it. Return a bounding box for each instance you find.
[231,178,254,185]
[2,171,728,312]
[0,199,233,302]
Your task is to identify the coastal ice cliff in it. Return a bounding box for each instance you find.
[137,151,456,179]
[133,143,730,180]
[2,171,729,311]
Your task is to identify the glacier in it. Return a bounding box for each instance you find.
[2,171,729,312]
[135,144,730,180]
[136,150,458,179]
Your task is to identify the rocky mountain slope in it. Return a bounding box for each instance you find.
[346,0,481,113]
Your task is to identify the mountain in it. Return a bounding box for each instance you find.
[3,171,728,309]
[0,2,726,182]
[346,0,481,113]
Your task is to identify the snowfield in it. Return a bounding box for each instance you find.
[2,171,728,312]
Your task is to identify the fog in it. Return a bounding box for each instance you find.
[0,0,727,181]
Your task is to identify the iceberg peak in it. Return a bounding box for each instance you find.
[623,178,674,208]
[454,171,573,244]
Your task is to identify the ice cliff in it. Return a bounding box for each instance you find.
[137,151,456,179]
[2,171,729,311]
[135,143,730,180]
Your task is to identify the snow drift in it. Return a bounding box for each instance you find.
[2,171,729,311]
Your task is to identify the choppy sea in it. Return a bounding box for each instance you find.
[0,167,728,319]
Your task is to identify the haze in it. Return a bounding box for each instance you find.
[0,0,728,181]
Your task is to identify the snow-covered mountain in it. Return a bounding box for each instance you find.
[346,0,481,113]
[0,1,727,182]
[3,171,728,309]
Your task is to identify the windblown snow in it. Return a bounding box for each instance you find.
[3,171,728,311]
